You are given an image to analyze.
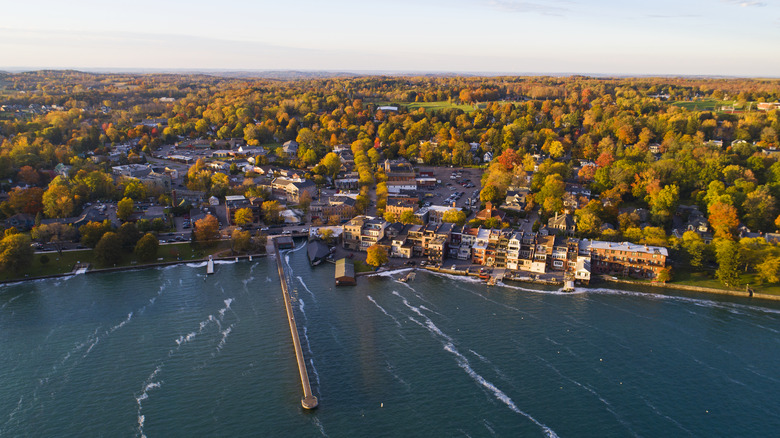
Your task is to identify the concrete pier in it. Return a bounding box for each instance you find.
[272,238,319,409]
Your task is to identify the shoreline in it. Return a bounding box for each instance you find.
[0,253,268,286]
[407,265,780,303]
[5,253,780,304]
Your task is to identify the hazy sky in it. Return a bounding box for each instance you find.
[2,0,779,76]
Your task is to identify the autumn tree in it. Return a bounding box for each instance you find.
[233,207,254,227]
[262,201,282,224]
[756,257,780,284]
[134,233,159,262]
[194,214,220,244]
[8,187,44,215]
[319,152,342,181]
[708,201,739,240]
[42,184,74,218]
[0,232,33,272]
[366,244,388,268]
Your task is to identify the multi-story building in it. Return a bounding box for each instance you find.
[588,240,668,278]
[271,177,317,203]
[342,215,389,251]
[383,159,417,193]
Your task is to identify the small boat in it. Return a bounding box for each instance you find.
[400,272,416,283]
[206,255,214,275]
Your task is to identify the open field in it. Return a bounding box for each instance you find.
[670,99,751,112]
[374,100,527,113]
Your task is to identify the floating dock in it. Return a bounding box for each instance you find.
[273,237,318,409]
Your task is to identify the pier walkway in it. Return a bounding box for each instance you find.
[272,238,318,409]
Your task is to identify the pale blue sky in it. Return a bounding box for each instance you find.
[2,0,779,75]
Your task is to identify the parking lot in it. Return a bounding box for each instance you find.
[417,166,483,211]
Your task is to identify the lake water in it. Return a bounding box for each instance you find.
[2,242,779,437]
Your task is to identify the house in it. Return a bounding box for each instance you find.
[282,140,299,156]
[501,188,530,213]
[342,215,388,251]
[271,177,316,203]
[548,212,576,236]
[335,258,356,286]
[5,213,35,231]
[225,195,261,225]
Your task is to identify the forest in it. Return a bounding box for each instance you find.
[1,71,780,286]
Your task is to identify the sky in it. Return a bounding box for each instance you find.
[1,0,779,76]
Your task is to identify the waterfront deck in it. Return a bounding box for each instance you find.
[272,238,318,409]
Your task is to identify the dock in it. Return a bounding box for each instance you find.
[272,237,318,410]
[206,255,214,275]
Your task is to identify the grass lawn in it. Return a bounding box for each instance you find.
[353,260,375,273]
[670,99,750,113]
[671,268,780,296]
[0,242,234,282]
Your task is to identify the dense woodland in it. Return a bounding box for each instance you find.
[1,71,780,285]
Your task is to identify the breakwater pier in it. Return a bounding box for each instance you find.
[272,238,318,409]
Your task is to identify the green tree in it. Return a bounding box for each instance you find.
[233,207,254,227]
[94,232,122,266]
[231,228,252,253]
[649,184,679,226]
[0,233,33,272]
[442,209,467,226]
[681,231,707,268]
[117,222,141,249]
[366,244,388,268]
[319,152,342,181]
[123,180,147,201]
[31,222,77,255]
[399,210,421,225]
[117,197,135,222]
[715,239,741,287]
[134,233,159,262]
[79,220,112,248]
[756,257,780,284]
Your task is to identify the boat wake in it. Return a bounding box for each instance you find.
[135,364,163,438]
[367,295,402,328]
[392,290,557,437]
[297,276,317,302]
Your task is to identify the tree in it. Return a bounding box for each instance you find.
[233,207,254,227]
[134,233,159,262]
[117,197,135,222]
[123,180,147,201]
[0,233,33,272]
[649,184,679,226]
[366,244,388,268]
[708,201,739,240]
[42,184,74,218]
[756,257,780,284]
[399,210,421,225]
[231,228,252,253]
[656,266,672,283]
[261,201,282,224]
[319,228,335,244]
[742,186,777,232]
[8,187,44,215]
[681,231,707,268]
[442,209,467,226]
[94,232,122,266]
[117,222,141,249]
[32,222,77,255]
[298,190,312,214]
[194,215,220,244]
[715,239,741,287]
[79,220,112,248]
